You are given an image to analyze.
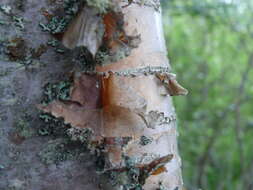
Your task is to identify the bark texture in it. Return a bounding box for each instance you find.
[96,3,184,189]
[39,1,185,189]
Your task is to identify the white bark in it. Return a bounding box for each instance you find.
[96,3,183,190]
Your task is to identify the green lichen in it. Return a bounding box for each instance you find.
[55,48,65,53]
[83,66,172,77]
[105,153,172,189]
[67,127,93,143]
[74,47,96,71]
[15,118,34,138]
[38,80,73,136]
[95,47,130,65]
[0,164,5,169]
[64,0,80,15]
[38,80,71,137]
[38,138,85,165]
[39,0,115,36]
[85,0,112,13]
[39,113,69,136]
[132,0,160,11]
[39,16,68,34]
[47,39,59,47]
[41,80,71,105]
[139,136,153,146]
[0,5,11,14]
[15,0,26,11]
[0,20,8,25]
[106,156,149,189]
[39,0,81,35]
[64,0,114,14]
[12,16,25,29]
[0,4,26,29]
[1,95,17,106]
[47,39,67,54]
[123,184,143,190]
[156,182,169,190]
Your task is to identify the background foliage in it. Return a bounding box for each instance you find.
[162,0,253,189]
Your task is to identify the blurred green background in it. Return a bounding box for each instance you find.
[161,0,253,189]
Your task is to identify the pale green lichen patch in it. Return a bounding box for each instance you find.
[104,154,173,189]
[41,80,71,105]
[106,156,147,189]
[12,15,25,29]
[38,80,72,136]
[39,17,68,34]
[39,0,112,36]
[139,135,153,146]
[0,82,18,106]
[39,0,80,35]
[127,0,160,11]
[95,30,141,65]
[156,182,168,190]
[67,127,93,143]
[47,39,59,47]
[0,5,12,15]
[95,47,131,65]
[0,164,5,169]
[14,118,34,138]
[38,138,86,165]
[38,113,68,136]
[85,0,112,13]
[15,0,27,11]
[0,4,26,29]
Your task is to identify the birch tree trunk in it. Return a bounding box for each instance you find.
[96,3,184,189]
[39,1,185,189]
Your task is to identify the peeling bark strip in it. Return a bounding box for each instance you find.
[39,1,186,189]
[63,1,141,60]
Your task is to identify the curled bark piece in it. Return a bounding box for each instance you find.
[102,11,141,53]
[38,73,175,138]
[70,73,102,108]
[138,110,176,129]
[102,154,173,188]
[156,73,188,96]
[95,10,141,64]
[106,154,173,175]
[62,6,104,56]
[38,70,179,189]
[63,4,141,60]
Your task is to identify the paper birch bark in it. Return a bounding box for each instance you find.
[39,1,186,189]
[96,3,184,190]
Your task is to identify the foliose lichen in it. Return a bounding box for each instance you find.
[41,80,71,105]
[67,127,93,143]
[0,5,11,14]
[106,156,150,189]
[15,118,34,138]
[38,138,86,165]
[156,182,173,190]
[39,113,69,136]
[85,0,112,13]
[139,135,153,146]
[39,16,68,34]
